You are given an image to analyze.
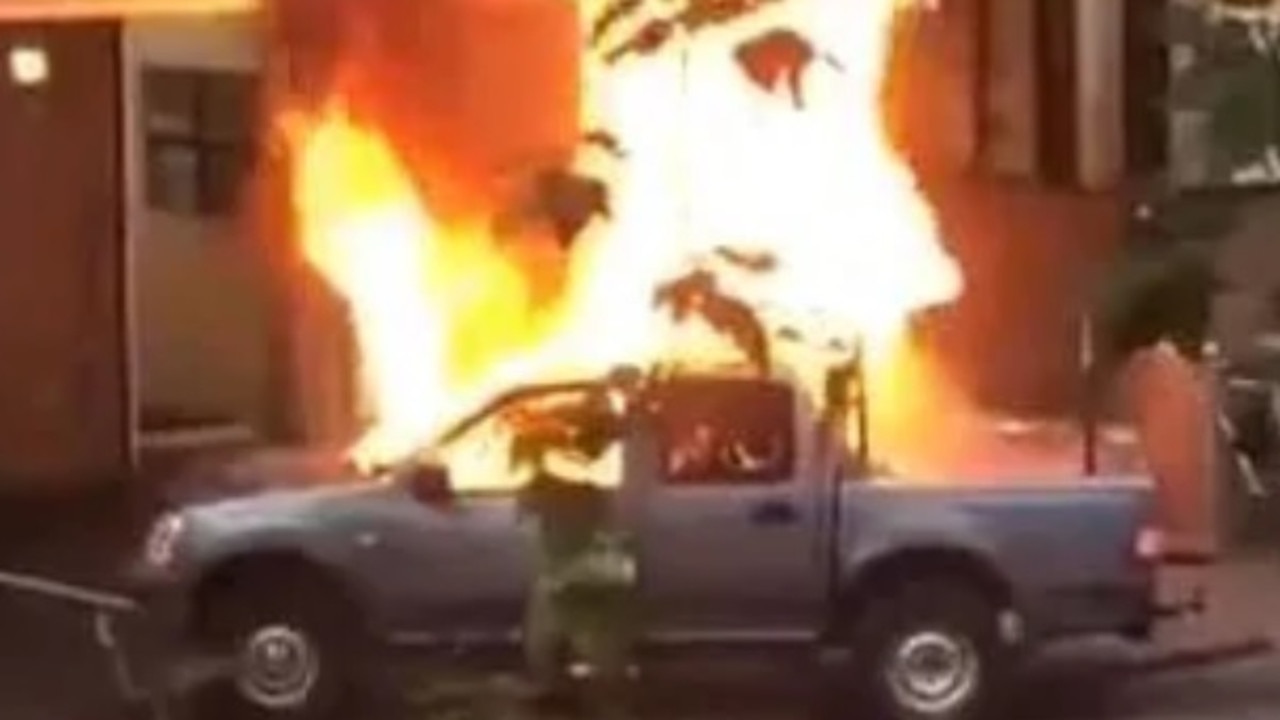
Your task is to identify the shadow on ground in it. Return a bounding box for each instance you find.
[385,652,1133,720]
[0,593,1137,720]
[0,485,155,720]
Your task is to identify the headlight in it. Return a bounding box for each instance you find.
[144,512,187,567]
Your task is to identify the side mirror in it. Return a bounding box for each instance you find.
[405,464,455,506]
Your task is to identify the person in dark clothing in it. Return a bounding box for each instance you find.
[513,379,640,719]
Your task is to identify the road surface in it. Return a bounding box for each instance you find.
[0,592,1273,720]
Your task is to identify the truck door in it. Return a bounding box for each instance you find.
[637,378,824,641]
[380,385,603,643]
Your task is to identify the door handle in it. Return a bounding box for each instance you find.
[749,499,798,526]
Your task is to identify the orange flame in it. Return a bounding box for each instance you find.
[286,0,962,474]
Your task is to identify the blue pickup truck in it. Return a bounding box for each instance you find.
[130,371,1167,720]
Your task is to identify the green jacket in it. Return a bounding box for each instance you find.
[518,474,637,603]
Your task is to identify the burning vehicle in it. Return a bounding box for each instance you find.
[131,362,1171,720]
[119,0,1216,718]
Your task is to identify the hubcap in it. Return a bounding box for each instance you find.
[885,630,980,716]
[235,624,321,710]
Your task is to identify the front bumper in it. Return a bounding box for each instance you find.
[109,560,239,707]
[123,559,194,640]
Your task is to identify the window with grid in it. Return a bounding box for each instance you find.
[142,67,259,217]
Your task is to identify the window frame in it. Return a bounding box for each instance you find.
[141,66,259,218]
[650,377,798,489]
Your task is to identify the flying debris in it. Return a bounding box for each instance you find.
[712,246,777,273]
[590,0,646,48]
[680,0,784,34]
[654,269,772,375]
[603,19,674,64]
[734,28,843,108]
[582,129,629,159]
[596,0,787,63]
[530,168,614,249]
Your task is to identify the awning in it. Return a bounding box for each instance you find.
[0,0,255,19]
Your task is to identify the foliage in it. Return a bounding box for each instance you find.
[1092,1,1280,369]
[1093,187,1233,370]
[1167,0,1280,181]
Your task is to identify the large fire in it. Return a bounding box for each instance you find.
[285,0,962,475]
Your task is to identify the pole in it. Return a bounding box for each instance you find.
[1081,313,1099,476]
[852,338,870,473]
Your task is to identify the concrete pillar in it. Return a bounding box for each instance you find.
[1074,0,1125,190]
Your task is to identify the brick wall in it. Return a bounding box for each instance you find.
[920,176,1123,414]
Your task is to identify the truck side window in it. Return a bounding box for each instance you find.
[655,379,796,486]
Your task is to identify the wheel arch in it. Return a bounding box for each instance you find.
[190,548,372,640]
[834,545,1016,637]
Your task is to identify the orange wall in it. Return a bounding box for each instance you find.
[923,178,1123,414]
[887,1,1126,414]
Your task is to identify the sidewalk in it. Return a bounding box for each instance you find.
[0,482,156,588]
[0,483,154,720]
[1139,550,1280,666]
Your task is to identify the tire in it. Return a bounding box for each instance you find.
[844,579,1009,720]
[194,572,361,720]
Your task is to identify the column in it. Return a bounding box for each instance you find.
[1075,0,1125,189]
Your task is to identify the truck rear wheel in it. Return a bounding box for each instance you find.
[845,579,1008,720]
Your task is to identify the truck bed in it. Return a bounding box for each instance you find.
[875,413,1146,484]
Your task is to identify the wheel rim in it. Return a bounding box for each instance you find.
[884,629,980,716]
[235,624,321,710]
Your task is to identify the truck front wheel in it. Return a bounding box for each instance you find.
[845,580,1009,720]
[194,571,361,720]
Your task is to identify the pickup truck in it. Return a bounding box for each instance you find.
[129,370,1165,720]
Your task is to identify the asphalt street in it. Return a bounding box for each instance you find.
[0,594,1275,720]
